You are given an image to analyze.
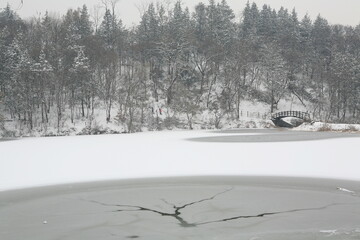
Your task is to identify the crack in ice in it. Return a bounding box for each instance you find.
[84,189,355,228]
[85,188,232,227]
[197,203,342,225]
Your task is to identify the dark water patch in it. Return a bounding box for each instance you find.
[190,131,360,143]
[211,129,286,134]
[0,138,18,142]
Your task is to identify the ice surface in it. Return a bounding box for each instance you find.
[1,129,360,191]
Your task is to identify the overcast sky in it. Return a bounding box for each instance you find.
[1,0,360,27]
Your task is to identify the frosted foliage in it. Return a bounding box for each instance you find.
[0,2,360,136]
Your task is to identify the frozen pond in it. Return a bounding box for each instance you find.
[1,177,360,240]
[1,129,360,239]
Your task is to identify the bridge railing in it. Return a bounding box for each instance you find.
[271,111,311,121]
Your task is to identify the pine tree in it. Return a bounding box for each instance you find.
[98,8,122,122]
[4,35,36,128]
[32,49,53,123]
[99,9,117,49]
[242,2,259,36]
[70,46,91,118]
[261,44,288,113]
[79,5,92,40]
[258,5,276,39]
[312,15,332,59]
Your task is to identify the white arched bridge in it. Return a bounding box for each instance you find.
[271,111,311,128]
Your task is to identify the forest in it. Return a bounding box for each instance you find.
[0,0,360,134]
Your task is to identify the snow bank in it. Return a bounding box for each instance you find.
[295,122,360,132]
[1,130,360,191]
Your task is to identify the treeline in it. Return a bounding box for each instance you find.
[0,0,360,132]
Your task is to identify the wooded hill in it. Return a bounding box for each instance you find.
[0,1,359,133]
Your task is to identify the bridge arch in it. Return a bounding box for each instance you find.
[271,111,311,128]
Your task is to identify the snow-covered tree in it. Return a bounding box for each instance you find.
[70,46,92,119]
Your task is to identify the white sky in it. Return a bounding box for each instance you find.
[1,0,360,27]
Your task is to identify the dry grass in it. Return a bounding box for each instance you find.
[317,123,333,132]
[342,125,359,133]
[317,123,359,133]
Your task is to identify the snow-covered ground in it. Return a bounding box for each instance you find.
[1,129,360,192]
[0,98,303,137]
